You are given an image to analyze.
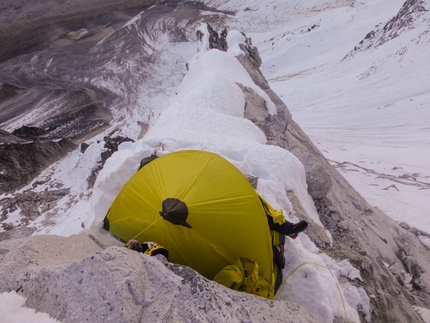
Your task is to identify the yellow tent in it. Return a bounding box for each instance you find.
[104,150,281,295]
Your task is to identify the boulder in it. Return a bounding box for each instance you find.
[0,233,318,323]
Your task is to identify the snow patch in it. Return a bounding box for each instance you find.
[0,291,61,323]
[415,306,430,323]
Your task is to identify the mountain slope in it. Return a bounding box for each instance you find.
[249,0,430,233]
[1,1,430,322]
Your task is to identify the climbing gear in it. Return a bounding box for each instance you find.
[125,239,143,251]
[125,240,169,260]
[143,243,169,260]
[141,241,158,251]
[272,245,285,269]
[214,257,274,299]
[287,220,308,239]
[138,154,158,170]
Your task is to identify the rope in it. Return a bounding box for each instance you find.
[274,261,348,323]
[123,216,163,246]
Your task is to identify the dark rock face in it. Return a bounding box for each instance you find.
[348,0,427,54]
[0,127,76,194]
[0,128,26,144]
[12,126,47,140]
[100,136,134,165]
[0,1,163,195]
[0,84,19,101]
[0,189,69,237]
[198,24,228,51]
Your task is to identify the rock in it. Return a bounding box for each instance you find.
[336,220,350,231]
[0,226,36,242]
[0,131,77,194]
[66,28,89,40]
[100,136,134,165]
[0,84,19,101]
[239,41,262,68]
[0,0,158,63]
[241,85,270,123]
[306,163,333,199]
[202,24,228,51]
[348,0,427,55]
[12,126,47,140]
[245,174,259,189]
[0,234,318,323]
[400,222,411,230]
[80,142,90,154]
[0,128,27,144]
[286,190,332,246]
[0,189,70,235]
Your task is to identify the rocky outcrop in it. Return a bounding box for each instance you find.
[0,189,70,236]
[0,127,76,194]
[0,234,318,323]
[347,0,427,55]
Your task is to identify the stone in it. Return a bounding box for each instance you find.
[66,28,89,40]
[0,135,76,194]
[0,234,318,323]
[306,163,333,199]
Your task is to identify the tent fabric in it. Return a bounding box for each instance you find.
[104,150,274,285]
[214,257,274,299]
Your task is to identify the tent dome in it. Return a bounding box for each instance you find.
[104,150,274,285]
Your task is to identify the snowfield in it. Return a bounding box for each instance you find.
[247,0,430,241]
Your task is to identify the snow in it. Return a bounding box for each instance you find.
[276,235,370,322]
[1,208,22,231]
[2,0,430,322]
[0,291,61,323]
[250,0,430,234]
[415,306,430,323]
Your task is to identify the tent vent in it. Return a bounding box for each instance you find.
[159,198,192,228]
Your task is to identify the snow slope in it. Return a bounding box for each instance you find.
[246,0,430,236]
[201,0,430,240]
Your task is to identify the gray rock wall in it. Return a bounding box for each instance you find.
[0,234,318,323]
